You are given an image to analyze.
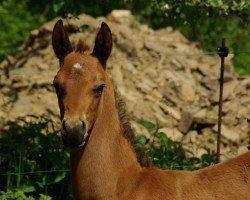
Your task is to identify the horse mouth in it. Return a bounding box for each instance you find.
[69,140,86,151]
[61,124,94,150]
[61,130,89,150]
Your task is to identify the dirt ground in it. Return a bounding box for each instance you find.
[0,10,249,160]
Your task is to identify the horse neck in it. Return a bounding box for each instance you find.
[70,74,142,199]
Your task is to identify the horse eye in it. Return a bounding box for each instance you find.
[94,84,105,97]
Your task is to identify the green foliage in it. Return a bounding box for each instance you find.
[0,190,34,200]
[136,119,216,170]
[0,190,51,200]
[0,0,130,60]
[0,116,71,200]
[0,0,45,60]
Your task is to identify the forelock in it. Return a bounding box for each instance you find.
[75,40,90,53]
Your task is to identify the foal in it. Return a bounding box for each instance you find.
[52,19,250,200]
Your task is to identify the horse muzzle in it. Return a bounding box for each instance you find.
[61,119,88,149]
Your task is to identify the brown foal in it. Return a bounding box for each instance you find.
[52,19,250,200]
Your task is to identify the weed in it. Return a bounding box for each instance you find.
[135,120,216,170]
[0,115,71,199]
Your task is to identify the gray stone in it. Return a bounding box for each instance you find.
[178,111,193,134]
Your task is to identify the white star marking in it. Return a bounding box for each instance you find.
[73,63,82,69]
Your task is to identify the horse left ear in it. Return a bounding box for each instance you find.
[92,22,112,68]
[52,19,73,64]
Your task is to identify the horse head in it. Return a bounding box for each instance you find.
[52,20,112,149]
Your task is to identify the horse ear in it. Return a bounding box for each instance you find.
[92,22,112,68]
[52,19,73,64]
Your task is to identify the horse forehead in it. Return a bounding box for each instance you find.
[64,52,98,69]
[56,52,105,83]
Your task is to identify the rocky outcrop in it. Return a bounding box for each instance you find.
[0,10,249,159]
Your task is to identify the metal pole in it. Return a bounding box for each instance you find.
[216,38,228,163]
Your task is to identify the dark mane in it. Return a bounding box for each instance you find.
[113,86,151,167]
[75,40,90,53]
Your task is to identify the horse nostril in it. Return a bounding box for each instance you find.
[81,121,86,131]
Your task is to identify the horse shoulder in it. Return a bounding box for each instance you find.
[127,167,195,200]
[195,152,250,199]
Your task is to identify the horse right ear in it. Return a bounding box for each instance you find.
[52,19,73,63]
[92,22,112,68]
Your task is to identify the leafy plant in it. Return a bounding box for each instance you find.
[0,115,71,199]
[0,0,45,60]
[0,190,51,200]
[135,119,216,170]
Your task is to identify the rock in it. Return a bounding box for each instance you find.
[159,127,183,141]
[11,95,32,117]
[6,55,16,64]
[200,77,217,90]
[123,91,138,103]
[197,64,214,77]
[1,87,10,94]
[125,62,138,75]
[107,10,133,24]
[223,71,234,82]
[213,124,240,142]
[154,112,168,124]
[148,89,162,102]
[144,67,159,78]
[178,111,193,134]
[239,96,250,105]
[144,38,165,54]
[179,82,196,102]
[0,11,249,158]
[211,79,238,102]
[37,63,49,70]
[237,146,249,155]
[30,29,40,40]
[158,102,181,120]
[196,148,208,158]
[170,58,184,70]
[136,82,151,94]
[111,64,123,85]
[183,130,197,143]
[192,108,217,125]
[240,76,250,86]
[193,109,207,119]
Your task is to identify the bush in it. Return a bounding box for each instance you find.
[0,0,129,61]
[0,0,45,60]
[0,116,71,200]
[0,190,51,200]
[135,120,216,170]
